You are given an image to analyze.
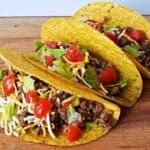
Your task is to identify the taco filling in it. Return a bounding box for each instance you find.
[32,41,129,97]
[0,65,114,142]
[82,19,150,71]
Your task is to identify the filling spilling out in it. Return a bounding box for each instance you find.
[82,18,150,70]
[33,41,129,97]
[0,65,114,142]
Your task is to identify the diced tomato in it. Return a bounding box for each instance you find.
[87,20,103,30]
[126,29,146,41]
[104,32,117,43]
[44,55,53,66]
[25,90,38,103]
[2,73,15,96]
[34,98,53,118]
[63,101,72,109]
[65,45,84,62]
[98,67,118,85]
[67,125,82,141]
[46,41,58,48]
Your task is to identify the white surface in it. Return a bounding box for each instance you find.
[0,0,149,16]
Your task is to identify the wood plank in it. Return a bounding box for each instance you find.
[0,16,150,150]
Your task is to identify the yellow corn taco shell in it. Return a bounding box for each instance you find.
[73,2,150,78]
[38,18,142,107]
[0,48,120,146]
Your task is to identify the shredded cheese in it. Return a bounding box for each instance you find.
[40,121,46,137]
[100,83,108,94]
[118,28,127,39]
[62,95,75,105]
[124,34,140,47]
[46,114,56,139]
[23,121,39,130]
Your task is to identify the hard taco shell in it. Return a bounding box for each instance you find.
[0,48,120,146]
[38,18,142,107]
[73,2,150,78]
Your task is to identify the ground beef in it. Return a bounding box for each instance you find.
[18,111,31,127]
[76,99,113,129]
[17,87,24,102]
[117,36,131,47]
[106,86,121,96]
[98,108,113,128]
[51,91,70,105]
[141,40,150,52]
[89,56,111,70]
[34,125,42,136]
[137,40,150,69]
[76,100,103,123]
[34,80,48,90]
[50,107,66,135]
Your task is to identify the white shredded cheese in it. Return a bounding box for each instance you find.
[27,104,34,114]
[62,96,75,105]
[118,28,127,39]
[13,131,19,137]
[4,120,13,136]
[100,83,108,94]
[46,114,56,139]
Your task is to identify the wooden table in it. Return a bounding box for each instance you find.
[0,16,150,150]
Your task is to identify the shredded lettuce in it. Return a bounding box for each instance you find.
[23,76,35,92]
[103,24,117,32]
[0,70,6,80]
[28,53,43,63]
[84,65,99,88]
[55,59,73,79]
[72,97,80,107]
[85,122,98,130]
[5,102,15,123]
[34,41,44,51]
[124,44,140,57]
[107,79,130,88]
[46,48,66,59]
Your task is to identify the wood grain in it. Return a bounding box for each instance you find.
[0,16,150,150]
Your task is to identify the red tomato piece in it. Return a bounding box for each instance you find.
[44,55,54,66]
[87,20,103,30]
[46,41,58,48]
[34,98,53,118]
[65,45,84,62]
[2,73,15,96]
[126,29,146,41]
[98,67,118,85]
[63,101,72,109]
[104,32,117,43]
[25,91,38,103]
[67,125,82,141]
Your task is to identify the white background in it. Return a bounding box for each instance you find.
[0,0,149,16]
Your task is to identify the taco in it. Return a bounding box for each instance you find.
[25,18,142,107]
[0,48,120,146]
[73,2,150,78]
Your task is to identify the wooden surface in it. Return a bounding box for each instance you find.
[0,16,150,150]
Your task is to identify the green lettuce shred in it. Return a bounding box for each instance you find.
[103,24,116,32]
[23,76,35,92]
[34,41,44,51]
[5,102,15,123]
[84,65,99,88]
[0,70,6,80]
[55,59,73,79]
[85,122,98,130]
[124,44,140,57]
